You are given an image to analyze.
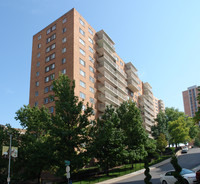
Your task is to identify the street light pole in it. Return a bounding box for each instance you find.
[7,134,12,184]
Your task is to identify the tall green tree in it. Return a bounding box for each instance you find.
[157,133,168,153]
[165,107,185,122]
[117,101,148,168]
[15,105,53,183]
[168,117,190,146]
[89,106,126,176]
[50,74,94,176]
[151,111,169,140]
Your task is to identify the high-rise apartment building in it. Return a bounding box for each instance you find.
[182,85,199,117]
[29,8,164,134]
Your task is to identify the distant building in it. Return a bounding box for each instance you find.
[29,8,165,134]
[182,85,199,117]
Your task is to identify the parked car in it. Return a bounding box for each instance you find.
[182,147,188,154]
[160,168,197,184]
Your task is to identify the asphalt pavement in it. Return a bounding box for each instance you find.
[97,148,200,184]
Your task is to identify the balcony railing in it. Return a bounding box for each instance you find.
[127,79,140,92]
[97,43,115,60]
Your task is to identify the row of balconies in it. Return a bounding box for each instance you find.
[96,30,115,51]
[98,91,120,107]
[144,118,154,127]
[143,111,154,121]
[139,96,154,110]
[98,81,127,102]
[127,79,140,92]
[98,53,127,79]
[143,106,155,116]
[98,71,127,95]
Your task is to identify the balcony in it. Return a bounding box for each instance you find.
[98,61,116,77]
[140,97,154,110]
[97,34,115,52]
[98,81,127,102]
[144,118,154,127]
[127,79,140,92]
[98,72,118,87]
[97,42,115,60]
[98,102,110,112]
[145,125,151,132]
[98,92,120,106]
[144,106,155,117]
[144,112,154,121]
[116,73,127,86]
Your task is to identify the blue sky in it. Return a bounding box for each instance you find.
[1,0,200,128]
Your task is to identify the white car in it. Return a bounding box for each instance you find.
[160,168,197,184]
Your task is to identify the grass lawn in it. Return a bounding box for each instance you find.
[72,155,171,184]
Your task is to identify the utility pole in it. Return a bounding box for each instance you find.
[7,134,12,184]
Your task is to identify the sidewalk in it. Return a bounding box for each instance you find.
[97,151,200,184]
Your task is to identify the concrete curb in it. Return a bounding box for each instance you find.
[97,150,199,184]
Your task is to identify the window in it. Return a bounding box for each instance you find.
[35,102,38,107]
[44,97,49,104]
[36,81,39,86]
[46,43,56,53]
[79,28,85,36]
[50,73,55,80]
[46,24,56,35]
[89,46,94,53]
[79,18,85,26]
[89,66,94,73]
[79,38,85,46]
[50,85,53,91]
[46,47,50,53]
[62,69,66,74]
[89,76,94,83]
[35,91,38,97]
[38,43,41,48]
[37,53,40,58]
[62,48,66,53]
[62,18,67,23]
[38,35,41,40]
[51,63,55,69]
[36,62,40,67]
[36,71,39,76]
[44,87,49,93]
[80,48,85,56]
[62,58,66,64]
[46,53,55,62]
[90,97,95,104]
[80,92,86,99]
[47,28,51,34]
[89,56,94,63]
[51,43,56,49]
[62,27,66,33]
[45,76,49,82]
[49,106,54,113]
[45,66,50,72]
[46,56,50,62]
[88,28,93,35]
[88,37,93,44]
[79,58,85,66]
[89,87,94,93]
[52,25,56,31]
[46,33,56,43]
[80,80,86,88]
[120,61,123,66]
[51,53,55,59]
[62,37,67,43]
[80,69,85,77]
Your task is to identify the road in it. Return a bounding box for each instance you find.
[114,148,200,184]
